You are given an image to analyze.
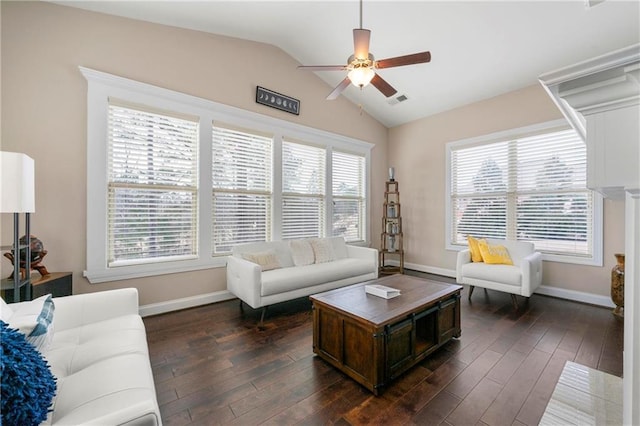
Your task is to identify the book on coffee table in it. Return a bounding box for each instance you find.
[365,284,401,299]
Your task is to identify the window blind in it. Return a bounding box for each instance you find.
[212,124,272,254]
[451,129,592,257]
[107,103,199,266]
[332,151,366,242]
[282,141,326,239]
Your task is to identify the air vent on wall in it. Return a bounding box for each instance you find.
[387,94,408,106]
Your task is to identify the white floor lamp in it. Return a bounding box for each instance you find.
[0,151,35,302]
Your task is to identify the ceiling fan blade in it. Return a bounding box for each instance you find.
[326,77,351,100]
[370,73,397,98]
[298,65,348,71]
[353,28,371,60]
[375,51,431,69]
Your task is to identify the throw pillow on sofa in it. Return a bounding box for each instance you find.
[478,240,513,265]
[290,239,315,266]
[3,294,55,352]
[310,238,335,263]
[0,320,57,426]
[242,251,281,271]
[467,235,485,263]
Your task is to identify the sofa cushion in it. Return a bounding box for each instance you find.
[233,241,294,268]
[261,258,375,296]
[50,353,159,425]
[290,239,315,266]
[44,315,148,377]
[242,251,281,271]
[461,262,522,286]
[487,239,534,267]
[328,236,349,259]
[310,238,335,263]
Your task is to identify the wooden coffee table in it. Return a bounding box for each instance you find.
[309,274,462,395]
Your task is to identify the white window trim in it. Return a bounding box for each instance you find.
[81,67,373,283]
[445,119,603,266]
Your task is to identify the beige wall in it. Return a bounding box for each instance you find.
[2,1,624,307]
[0,2,388,305]
[388,84,626,298]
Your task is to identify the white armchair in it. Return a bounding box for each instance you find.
[456,239,543,308]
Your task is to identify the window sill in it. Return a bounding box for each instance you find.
[84,256,228,284]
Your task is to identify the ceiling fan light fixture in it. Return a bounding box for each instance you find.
[348,66,375,88]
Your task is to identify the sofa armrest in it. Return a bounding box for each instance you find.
[521,251,543,296]
[226,255,263,309]
[456,249,471,283]
[51,288,139,332]
[346,245,379,277]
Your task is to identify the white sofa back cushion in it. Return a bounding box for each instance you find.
[232,237,350,268]
[289,239,315,266]
[232,240,294,268]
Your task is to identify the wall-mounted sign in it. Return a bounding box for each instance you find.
[256,86,300,115]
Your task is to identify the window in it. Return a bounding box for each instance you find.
[282,140,326,239]
[212,124,272,254]
[82,67,372,283]
[332,151,366,242]
[447,120,602,265]
[107,102,199,266]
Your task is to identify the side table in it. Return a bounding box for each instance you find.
[1,272,72,301]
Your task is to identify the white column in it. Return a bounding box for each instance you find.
[624,189,640,426]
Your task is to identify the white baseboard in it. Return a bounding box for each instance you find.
[139,266,615,317]
[139,290,236,317]
[535,285,615,308]
[400,260,615,308]
[402,261,456,278]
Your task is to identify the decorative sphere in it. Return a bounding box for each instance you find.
[13,235,45,262]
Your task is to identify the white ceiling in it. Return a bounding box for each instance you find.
[52,0,640,128]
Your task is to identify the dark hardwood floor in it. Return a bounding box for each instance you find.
[144,272,623,426]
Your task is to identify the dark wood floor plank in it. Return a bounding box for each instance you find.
[144,272,623,426]
[445,349,503,399]
[485,347,527,385]
[263,377,362,425]
[598,316,624,377]
[480,349,552,425]
[515,349,575,426]
[410,390,461,425]
[446,377,503,426]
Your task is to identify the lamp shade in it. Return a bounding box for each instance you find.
[0,151,35,213]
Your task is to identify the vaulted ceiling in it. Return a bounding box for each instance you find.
[52,1,640,128]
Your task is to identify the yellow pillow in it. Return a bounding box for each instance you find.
[467,236,484,263]
[477,240,513,265]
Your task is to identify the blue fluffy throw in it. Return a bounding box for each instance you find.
[1,320,57,426]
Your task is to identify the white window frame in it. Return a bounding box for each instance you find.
[445,119,603,266]
[81,67,372,283]
[331,150,367,243]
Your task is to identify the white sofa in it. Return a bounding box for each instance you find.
[3,288,162,425]
[226,237,378,322]
[456,239,543,308]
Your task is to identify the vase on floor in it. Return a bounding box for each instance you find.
[611,253,625,318]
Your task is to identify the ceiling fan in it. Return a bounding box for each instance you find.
[298,0,431,100]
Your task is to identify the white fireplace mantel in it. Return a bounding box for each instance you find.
[540,44,640,426]
[539,44,640,199]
